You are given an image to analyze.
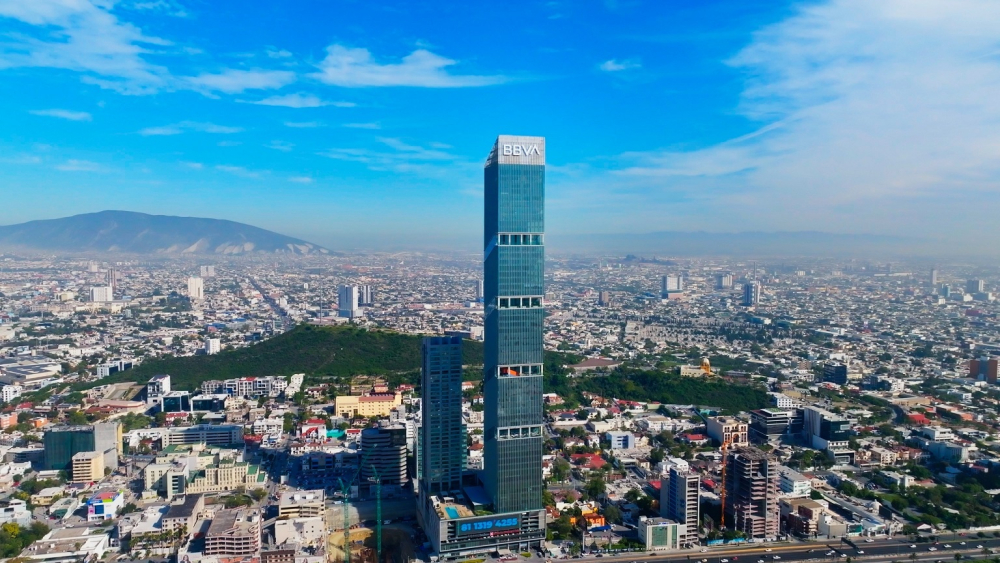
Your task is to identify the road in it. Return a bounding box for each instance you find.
[606,536,1000,563]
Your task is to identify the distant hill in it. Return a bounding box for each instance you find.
[0,210,328,255]
[92,325,486,391]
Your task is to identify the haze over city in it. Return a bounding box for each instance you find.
[3,0,1000,254]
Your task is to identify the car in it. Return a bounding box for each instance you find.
[721,559,729,562]
[702,549,708,553]
[839,554,847,558]
[944,545,952,548]
[928,547,938,552]
[773,556,781,560]
[910,545,917,549]
[865,539,874,543]
[960,542,966,546]
[827,552,836,556]
[856,551,864,555]
[977,545,984,549]
[757,559,765,563]
[765,549,773,552]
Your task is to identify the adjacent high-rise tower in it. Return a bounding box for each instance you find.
[420,336,465,495]
[483,135,546,514]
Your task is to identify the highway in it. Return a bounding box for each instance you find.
[611,536,1000,563]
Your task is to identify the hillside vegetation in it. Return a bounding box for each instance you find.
[93,325,485,391]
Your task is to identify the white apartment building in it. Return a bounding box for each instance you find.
[187,277,205,300]
[89,286,113,302]
[205,338,221,355]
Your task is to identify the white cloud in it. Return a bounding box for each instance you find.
[284,121,321,128]
[180,161,203,169]
[247,93,355,108]
[288,176,314,183]
[319,137,468,177]
[139,121,243,136]
[312,44,506,87]
[0,0,293,96]
[0,0,172,94]
[215,165,260,178]
[183,68,295,94]
[55,159,100,171]
[217,140,241,147]
[266,48,292,59]
[343,122,380,129]
[29,109,92,121]
[596,0,1000,243]
[266,140,294,152]
[599,59,641,72]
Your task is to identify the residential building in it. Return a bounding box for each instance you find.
[147,374,171,401]
[707,417,749,447]
[969,357,999,384]
[161,494,204,533]
[200,265,215,277]
[205,338,221,355]
[715,273,734,290]
[358,284,374,306]
[338,285,360,318]
[769,393,795,409]
[0,384,22,404]
[420,336,465,496]
[606,431,637,450]
[967,279,985,294]
[0,499,31,526]
[205,508,261,556]
[278,490,324,518]
[743,281,761,307]
[724,447,779,539]
[89,286,113,303]
[71,451,104,483]
[661,276,684,297]
[661,466,699,539]
[187,277,204,300]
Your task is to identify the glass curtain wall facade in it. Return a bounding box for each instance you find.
[420,336,465,494]
[483,135,545,514]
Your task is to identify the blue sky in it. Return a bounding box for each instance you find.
[2,0,1000,250]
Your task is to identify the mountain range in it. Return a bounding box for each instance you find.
[0,211,328,255]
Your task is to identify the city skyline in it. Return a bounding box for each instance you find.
[3,0,1000,252]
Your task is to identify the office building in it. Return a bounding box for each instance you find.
[420,336,465,495]
[802,405,852,460]
[967,279,985,294]
[724,447,779,539]
[205,508,261,556]
[361,425,408,486]
[638,517,685,551]
[358,284,374,306]
[106,267,118,293]
[89,286,113,303]
[44,422,121,471]
[662,466,699,539]
[187,277,204,300]
[338,285,360,318]
[606,431,637,449]
[661,275,684,297]
[715,273,734,290]
[743,281,761,307]
[192,394,228,412]
[205,338,221,355]
[484,134,546,516]
[940,284,951,298]
[419,136,548,559]
[200,265,216,278]
[822,363,850,385]
[706,417,749,447]
[71,451,105,483]
[598,291,612,306]
[969,357,999,384]
[162,424,243,446]
[778,466,811,497]
[278,490,325,518]
[749,408,803,443]
[474,280,484,302]
[161,391,192,413]
[929,268,939,286]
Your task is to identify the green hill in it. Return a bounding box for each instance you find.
[91,325,485,391]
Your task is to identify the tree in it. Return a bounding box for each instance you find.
[810,490,824,500]
[603,504,623,524]
[551,459,570,482]
[585,476,606,499]
[65,410,88,425]
[249,488,267,502]
[649,448,665,465]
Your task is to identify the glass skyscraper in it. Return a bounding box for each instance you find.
[420,335,465,495]
[483,135,545,514]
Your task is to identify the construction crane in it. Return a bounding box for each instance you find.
[338,446,376,563]
[719,436,733,530]
[368,466,383,563]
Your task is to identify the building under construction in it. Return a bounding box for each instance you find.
[724,446,779,539]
